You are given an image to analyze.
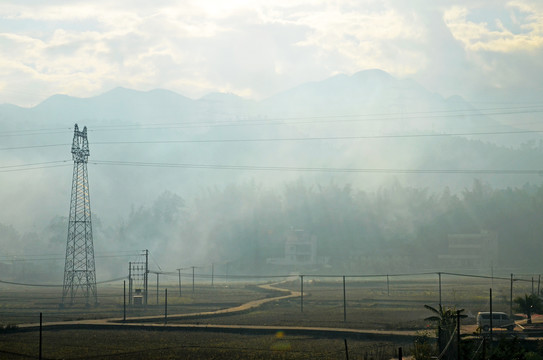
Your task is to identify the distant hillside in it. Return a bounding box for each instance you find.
[0,69,542,230]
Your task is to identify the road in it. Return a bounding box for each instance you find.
[17,280,536,342]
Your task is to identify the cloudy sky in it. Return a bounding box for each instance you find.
[0,0,542,107]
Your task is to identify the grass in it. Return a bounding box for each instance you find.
[0,328,404,359]
[0,274,535,359]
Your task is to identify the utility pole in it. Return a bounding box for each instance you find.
[144,250,149,306]
[61,124,98,307]
[164,288,168,324]
[39,312,42,360]
[387,274,390,296]
[123,280,126,322]
[156,272,160,304]
[438,272,442,309]
[490,288,493,345]
[300,275,304,313]
[456,309,461,360]
[177,268,182,297]
[192,266,195,293]
[343,276,347,322]
[510,273,514,318]
[128,262,132,305]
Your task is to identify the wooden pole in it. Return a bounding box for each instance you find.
[344,338,349,360]
[156,273,159,304]
[387,274,390,296]
[398,346,402,360]
[343,276,347,322]
[300,275,304,313]
[457,309,461,360]
[211,263,214,287]
[192,266,195,294]
[438,272,442,308]
[510,273,514,318]
[39,312,42,360]
[123,280,126,322]
[490,288,493,345]
[144,249,149,306]
[226,262,229,283]
[177,269,182,297]
[128,262,132,305]
[164,288,168,324]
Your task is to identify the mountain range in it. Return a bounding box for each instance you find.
[1,69,542,230]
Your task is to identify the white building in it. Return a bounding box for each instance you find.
[267,229,318,266]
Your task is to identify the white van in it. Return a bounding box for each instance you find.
[477,312,515,331]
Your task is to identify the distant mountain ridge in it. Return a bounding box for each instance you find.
[0,69,518,139]
[1,69,542,231]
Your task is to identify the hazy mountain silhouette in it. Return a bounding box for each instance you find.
[0,69,541,231]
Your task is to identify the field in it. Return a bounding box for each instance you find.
[0,273,537,359]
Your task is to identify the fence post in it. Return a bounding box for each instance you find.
[398,346,402,360]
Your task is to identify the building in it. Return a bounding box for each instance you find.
[438,231,498,270]
[267,229,318,266]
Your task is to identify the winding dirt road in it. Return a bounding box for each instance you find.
[17,281,418,341]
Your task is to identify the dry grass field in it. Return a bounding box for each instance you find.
[0,273,536,359]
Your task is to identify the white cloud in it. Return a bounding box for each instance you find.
[0,1,541,106]
[444,2,543,52]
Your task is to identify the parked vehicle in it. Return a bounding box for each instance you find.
[476,311,515,331]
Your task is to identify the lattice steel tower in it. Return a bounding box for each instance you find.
[61,124,98,306]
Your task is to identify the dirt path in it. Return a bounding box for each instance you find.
[118,279,302,323]
[14,280,414,342]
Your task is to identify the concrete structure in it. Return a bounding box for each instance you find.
[267,229,318,266]
[438,231,498,270]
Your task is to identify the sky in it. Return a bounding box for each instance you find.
[0,0,542,107]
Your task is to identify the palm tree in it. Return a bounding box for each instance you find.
[424,305,467,360]
[424,304,466,329]
[514,293,542,324]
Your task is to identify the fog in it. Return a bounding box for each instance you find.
[1,70,543,283]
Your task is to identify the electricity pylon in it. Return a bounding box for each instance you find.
[61,124,98,307]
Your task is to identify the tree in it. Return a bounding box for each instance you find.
[514,294,543,324]
[424,304,467,360]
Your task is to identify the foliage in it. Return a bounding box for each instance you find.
[411,331,435,360]
[514,294,543,323]
[0,324,18,333]
[424,304,467,360]
[489,337,526,360]
[526,352,543,360]
[8,179,543,278]
[424,304,467,331]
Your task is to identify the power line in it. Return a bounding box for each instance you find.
[0,160,71,173]
[90,160,543,175]
[1,105,542,137]
[2,158,542,175]
[3,127,543,152]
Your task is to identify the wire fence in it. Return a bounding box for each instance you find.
[0,270,540,359]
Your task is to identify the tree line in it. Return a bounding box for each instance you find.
[2,178,543,281]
